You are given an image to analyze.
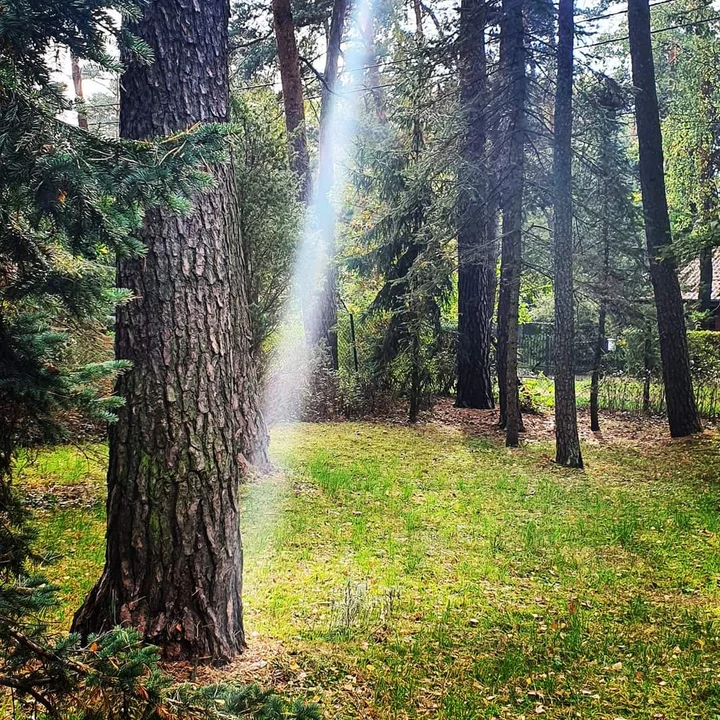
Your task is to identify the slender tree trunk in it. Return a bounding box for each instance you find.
[643,323,653,412]
[628,0,701,437]
[308,0,348,370]
[413,0,425,39]
[71,56,88,130]
[590,109,616,432]
[552,0,582,467]
[497,0,525,445]
[272,0,311,203]
[590,206,610,432]
[699,246,714,329]
[590,307,606,431]
[73,0,265,663]
[360,10,386,121]
[456,0,495,409]
[409,334,421,422]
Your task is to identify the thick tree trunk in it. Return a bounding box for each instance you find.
[628,0,701,437]
[456,0,495,409]
[699,246,714,329]
[73,0,265,663]
[272,0,311,203]
[497,0,525,445]
[552,0,582,467]
[71,56,88,130]
[307,0,348,370]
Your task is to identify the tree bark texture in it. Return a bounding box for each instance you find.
[73,0,265,663]
[628,0,701,437]
[306,0,348,370]
[272,0,311,203]
[456,0,495,410]
[497,0,525,445]
[552,0,582,467]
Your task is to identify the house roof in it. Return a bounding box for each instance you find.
[679,250,720,302]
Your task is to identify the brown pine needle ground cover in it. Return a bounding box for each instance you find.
[18,410,720,719]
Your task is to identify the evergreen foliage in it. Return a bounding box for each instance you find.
[0,0,228,477]
[348,40,455,419]
[0,2,318,716]
[231,91,302,354]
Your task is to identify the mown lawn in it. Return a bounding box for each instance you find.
[19,421,720,719]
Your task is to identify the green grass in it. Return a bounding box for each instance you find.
[17,424,720,718]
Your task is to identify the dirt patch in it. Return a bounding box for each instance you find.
[24,482,104,510]
[422,397,703,450]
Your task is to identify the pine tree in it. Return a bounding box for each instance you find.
[73,0,266,662]
[552,0,583,467]
[272,0,312,202]
[0,0,315,715]
[628,0,702,437]
[497,0,526,446]
[0,0,228,481]
[456,0,496,410]
[348,41,455,420]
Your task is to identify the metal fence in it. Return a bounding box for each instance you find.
[518,322,597,375]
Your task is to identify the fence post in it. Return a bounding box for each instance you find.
[349,312,359,373]
[544,327,552,377]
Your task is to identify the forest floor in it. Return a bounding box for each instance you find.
[17,404,720,719]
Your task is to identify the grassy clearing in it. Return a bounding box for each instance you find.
[18,422,720,718]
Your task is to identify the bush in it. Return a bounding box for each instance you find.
[688,330,720,381]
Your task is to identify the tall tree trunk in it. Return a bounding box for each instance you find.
[497,0,525,445]
[589,109,616,433]
[628,0,701,437]
[699,246,714,330]
[413,0,425,39]
[360,10,386,121]
[73,0,265,663]
[590,203,610,432]
[552,0,582,467]
[456,0,495,409]
[70,56,88,130]
[308,0,348,370]
[272,0,311,203]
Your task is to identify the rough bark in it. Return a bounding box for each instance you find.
[272,0,311,203]
[628,0,701,437]
[71,56,88,130]
[456,0,495,410]
[552,0,582,467]
[497,0,525,445]
[73,0,265,663]
[307,0,348,370]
